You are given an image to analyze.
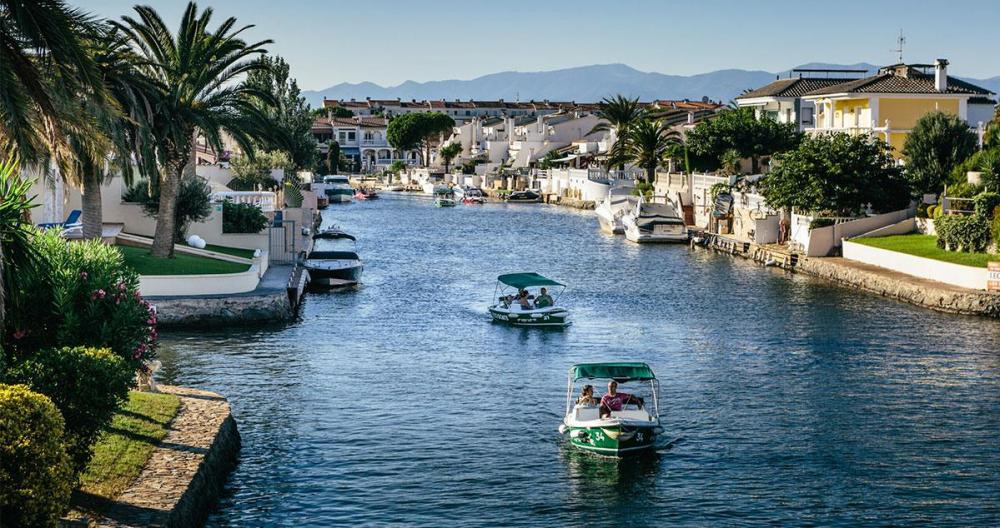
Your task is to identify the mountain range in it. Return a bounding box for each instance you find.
[302,63,1000,106]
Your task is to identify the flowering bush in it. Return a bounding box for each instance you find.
[4,230,156,369]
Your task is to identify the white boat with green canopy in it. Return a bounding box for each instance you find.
[488,272,570,328]
[559,362,662,456]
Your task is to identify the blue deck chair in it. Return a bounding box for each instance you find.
[38,209,82,230]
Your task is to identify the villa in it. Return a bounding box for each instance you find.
[311,115,421,171]
[737,59,996,154]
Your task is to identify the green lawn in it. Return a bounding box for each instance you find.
[204,244,256,259]
[77,391,181,500]
[853,234,995,268]
[119,245,250,275]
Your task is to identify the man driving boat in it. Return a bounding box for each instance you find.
[599,380,643,418]
[534,287,553,308]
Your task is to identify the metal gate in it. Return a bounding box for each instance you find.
[267,220,297,264]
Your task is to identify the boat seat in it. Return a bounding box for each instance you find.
[574,405,600,421]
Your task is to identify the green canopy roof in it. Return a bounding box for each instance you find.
[571,362,655,381]
[496,272,564,289]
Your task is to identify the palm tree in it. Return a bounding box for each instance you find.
[0,0,102,163]
[0,157,40,344]
[589,95,646,170]
[61,24,158,239]
[439,142,462,174]
[621,119,682,184]
[114,2,272,257]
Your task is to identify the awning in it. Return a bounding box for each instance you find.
[496,272,564,289]
[571,362,655,381]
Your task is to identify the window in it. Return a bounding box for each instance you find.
[801,107,814,125]
[348,131,356,141]
[338,131,346,143]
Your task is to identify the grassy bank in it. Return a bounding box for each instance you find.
[204,244,256,259]
[76,391,181,502]
[119,245,250,275]
[853,234,994,268]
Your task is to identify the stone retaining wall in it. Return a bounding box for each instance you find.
[151,292,292,327]
[76,385,239,528]
[694,237,1000,318]
[552,197,595,210]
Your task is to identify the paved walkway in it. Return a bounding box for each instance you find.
[67,386,239,528]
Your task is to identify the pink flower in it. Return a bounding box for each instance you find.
[92,289,106,300]
[118,282,127,292]
[13,329,27,339]
[79,271,88,280]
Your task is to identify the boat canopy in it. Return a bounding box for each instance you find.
[571,362,655,381]
[496,272,564,289]
[434,186,454,194]
[314,230,356,241]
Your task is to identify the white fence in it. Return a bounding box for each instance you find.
[212,191,278,213]
[843,239,988,290]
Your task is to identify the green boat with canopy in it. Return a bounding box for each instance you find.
[433,186,457,207]
[488,272,570,328]
[559,362,662,456]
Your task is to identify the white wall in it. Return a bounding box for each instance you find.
[843,239,988,290]
[793,209,913,257]
[138,264,261,296]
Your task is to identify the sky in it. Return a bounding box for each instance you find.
[79,0,1000,90]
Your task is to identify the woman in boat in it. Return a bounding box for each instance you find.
[599,380,644,418]
[517,290,532,310]
[576,385,597,406]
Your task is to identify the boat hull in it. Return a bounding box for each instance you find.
[566,423,658,456]
[327,192,353,203]
[306,264,362,287]
[597,213,623,234]
[435,199,457,207]
[623,223,688,243]
[488,306,570,328]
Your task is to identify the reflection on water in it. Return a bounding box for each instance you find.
[157,194,1000,527]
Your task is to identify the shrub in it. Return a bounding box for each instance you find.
[973,191,1000,219]
[222,201,269,233]
[903,111,978,195]
[4,230,157,367]
[925,204,937,218]
[230,150,288,190]
[0,384,73,527]
[8,347,133,474]
[283,181,303,208]
[932,205,944,219]
[809,218,836,230]
[935,214,991,252]
[992,205,1000,250]
[629,181,654,198]
[945,181,982,198]
[123,176,213,242]
[916,202,930,218]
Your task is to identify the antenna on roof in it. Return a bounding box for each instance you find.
[891,29,906,63]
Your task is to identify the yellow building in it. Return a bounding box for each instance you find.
[801,60,995,157]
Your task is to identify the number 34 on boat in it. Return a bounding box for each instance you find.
[488,272,571,328]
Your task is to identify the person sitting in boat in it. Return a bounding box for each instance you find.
[576,384,597,407]
[534,287,553,309]
[599,380,644,418]
[501,295,514,309]
[517,290,532,310]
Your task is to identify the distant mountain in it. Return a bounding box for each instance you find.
[302,63,999,107]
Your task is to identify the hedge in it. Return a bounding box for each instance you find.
[935,214,991,253]
[973,191,1000,220]
[222,201,269,234]
[8,347,134,475]
[0,384,73,528]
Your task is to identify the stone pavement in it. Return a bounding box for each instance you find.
[67,385,240,528]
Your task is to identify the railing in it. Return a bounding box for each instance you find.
[360,138,388,146]
[212,191,278,213]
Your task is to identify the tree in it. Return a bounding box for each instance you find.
[685,107,802,173]
[589,95,646,170]
[621,119,682,184]
[114,3,273,258]
[758,133,910,215]
[0,0,103,163]
[63,24,158,239]
[0,158,40,348]
[326,141,340,174]
[439,142,462,173]
[122,175,213,243]
[386,112,454,167]
[903,111,978,195]
[245,55,317,171]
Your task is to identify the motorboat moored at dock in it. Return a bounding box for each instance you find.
[305,229,363,288]
[622,197,688,243]
[595,192,640,234]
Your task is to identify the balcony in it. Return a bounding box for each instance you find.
[360,138,388,147]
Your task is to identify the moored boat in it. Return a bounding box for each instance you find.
[505,189,543,203]
[322,175,354,203]
[462,187,486,204]
[305,229,363,288]
[487,272,570,328]
[595,192,640,234]
[560,362,662,457]
[622,197,688,243]
[354,188,379,200]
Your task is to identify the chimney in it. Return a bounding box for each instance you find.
[935,59,949,91]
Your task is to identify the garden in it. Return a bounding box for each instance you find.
[1,159,165,526]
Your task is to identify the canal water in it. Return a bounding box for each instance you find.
[158,194,1000,527]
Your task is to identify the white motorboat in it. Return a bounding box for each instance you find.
[595,193,640,234]
[320,175,354,203]
[622,197,688,243]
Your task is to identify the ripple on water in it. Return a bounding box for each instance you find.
[158,194,1000,527]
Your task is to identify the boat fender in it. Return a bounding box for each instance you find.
[558,424,567,434]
